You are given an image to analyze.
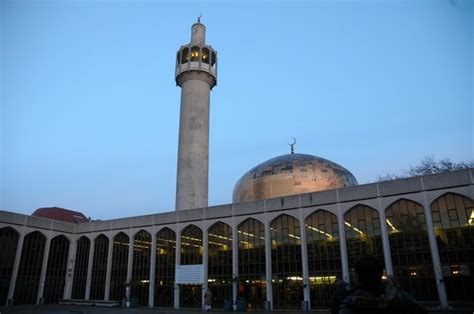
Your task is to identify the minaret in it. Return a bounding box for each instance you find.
[175,18,217,211]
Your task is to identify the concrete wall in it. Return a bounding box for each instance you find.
[1,169,473,234]
[0,169,473,309]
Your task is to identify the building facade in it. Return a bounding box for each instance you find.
[1,169,473,309]
[1,21,473,311]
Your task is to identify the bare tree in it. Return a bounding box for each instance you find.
[377,156,474,181]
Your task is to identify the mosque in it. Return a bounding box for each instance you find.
[0,20,473,311]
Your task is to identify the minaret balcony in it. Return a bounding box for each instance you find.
[175,61,217,79]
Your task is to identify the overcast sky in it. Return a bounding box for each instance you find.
[1,0,472,220]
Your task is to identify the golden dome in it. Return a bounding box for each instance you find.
[233,153,358,203]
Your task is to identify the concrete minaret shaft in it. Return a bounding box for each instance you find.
[175,21,217,211]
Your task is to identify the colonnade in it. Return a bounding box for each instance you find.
[2,189,473,310]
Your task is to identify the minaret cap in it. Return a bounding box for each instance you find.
[191,15,206,44]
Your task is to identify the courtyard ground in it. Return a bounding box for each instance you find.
[1,305,474,314]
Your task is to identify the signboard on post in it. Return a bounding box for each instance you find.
[175,264,204,284]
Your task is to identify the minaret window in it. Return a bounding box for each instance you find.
[190,46,199,61]
[211,51,216,66]
[202,48,210,64]
[180,47,189,64]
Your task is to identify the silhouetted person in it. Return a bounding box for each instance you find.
[204,288,212,311]
[338,256,426,314]
[330,279,353,314]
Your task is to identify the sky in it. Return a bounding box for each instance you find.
[1,0,472,220]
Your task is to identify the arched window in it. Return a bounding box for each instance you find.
[155,228,175,307]
[344,204,384,281]
[0,227,19,306]
[238,218,265,310]
[180,225,203,308]
[386,199,437,301]
[14,231,46,305]
[202,47,210,64]
[90,235,108,300]
[431,193,474,301]
[72,236,90,299]
[44,235,70,303]
[271,214,303,310]
[208,222,232,309]
[180,47,189,64]
[110,232,129,301]
[211,51,217,67]
[132,230,151,306]
[180,225,203,265]
[190,46,199,62]
[305,210,341,307]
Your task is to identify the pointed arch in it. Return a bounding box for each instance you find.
[270,214,303,309]
[211,51,217,67]
[237,218,265,310]
[132,230,151,306]
[344,204,384,279]
[202,47,210,64]
[430,192,474,301]
[134,229,151,239]
[237,217,264,229]
[157,227,176,239]
[385,199,437,301]
[0,226,20,236]
[0,227,19,306]
[270,212,300,225]
[114,231,129,241]
[93,233,109,241]
[26,229,47,238]
[208,222,232,308]
[43,235,70,303]
[155,227,175,307]
[14,231,46,304]
[109,232,129,301]
[71,236,90,299]
[90,234,109,300]
[431,192,473,228]
[180,47,189,64]
[305,209,341,307]
[190,46,199,61]
[180,224,203,265]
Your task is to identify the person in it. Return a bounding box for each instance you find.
[204,288,212,311]
[338,256,427,314]
[330,279,353,314]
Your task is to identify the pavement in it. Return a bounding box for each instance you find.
[1,305,474,314]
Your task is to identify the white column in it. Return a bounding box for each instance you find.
[232,223,238,304]
[378,199,394,276]
[174,231,181,309]
[85,238,95,300]
[37,235,52,305]
[299,216,311,310]
[63,238,77,299]
[149,233,157,307]
[7,231,25,305]
[126,235,134,301]
[264,221,273,310]
[104,237,114,301]
[337,204,350,283]
[202,227,209,309]
[422,192,448,309]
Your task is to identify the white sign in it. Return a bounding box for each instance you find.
[175,264,204,284]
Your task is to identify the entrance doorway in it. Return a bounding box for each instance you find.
[179,284,202,308]
[239,280,266,310]
[273,279,303,309]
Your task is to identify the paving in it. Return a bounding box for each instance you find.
[1,305,474,314]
